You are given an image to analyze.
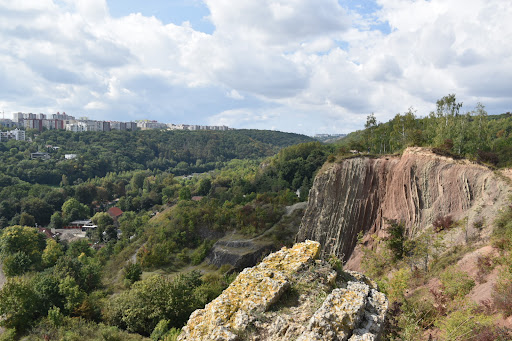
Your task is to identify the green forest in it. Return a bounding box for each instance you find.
[0,128,331,340]
[1,94,512,340]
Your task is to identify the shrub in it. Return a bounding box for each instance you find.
[473,217,485,230]
[477,150,499,166]
[436,307,492,341]
[0,328,16,341]
[385,220,406,261]
[327,254,343,274]
[473,327,512,341]
[191,240,213,265]
[476,255,494,283]
[151,319,170,341]
[439,267,475,300]
[123,262,142,284]
[493,274,512,317]
[383,267,411,303]
[433,215,453,232]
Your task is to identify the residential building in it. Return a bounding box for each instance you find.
[66,122,88,132]
[137,120,167,130]
[30,152,50,160]
[0,128,25,142]
[0,119,18,129]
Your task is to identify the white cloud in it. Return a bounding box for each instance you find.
[227,90,244,100]
[0,0,511,134]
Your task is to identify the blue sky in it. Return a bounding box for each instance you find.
[1,0,511,135]
[107,0,215,33]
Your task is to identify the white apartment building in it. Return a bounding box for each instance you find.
[0,128,26,142]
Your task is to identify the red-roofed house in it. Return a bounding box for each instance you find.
[107,207,124,220]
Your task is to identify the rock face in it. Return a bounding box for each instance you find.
[296,148,510,262]
[205,239,274,272]
[178,241,388,341]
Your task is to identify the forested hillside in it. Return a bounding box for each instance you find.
[0,126,331,340]
[0,129,314,185]
[338,94,512,167]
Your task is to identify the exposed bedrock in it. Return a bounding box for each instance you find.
[179,241,388,341]
[296,147,510,262]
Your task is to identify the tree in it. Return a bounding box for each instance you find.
[91,212,114,229]
[42,238,64,267]
[386,220,406,261]
[0,216,7,229]
[434,94,463,146]
[0,225,46,271]
[49,212,64,229]
[58,276,86,315]
[179,187,192,201]
[19,212,36,227]
[61,198,89,223]
[104,271,203,335]
[2,252,32,276]
[0,277,39,331]
[197,178,212,196]
[364,113,377,152]
[21,197,53,225]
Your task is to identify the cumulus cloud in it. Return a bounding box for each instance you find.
[0,0,511,134]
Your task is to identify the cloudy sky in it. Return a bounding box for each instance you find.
[0,0,511,135]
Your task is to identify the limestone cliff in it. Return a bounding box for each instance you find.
[296,148,511,263]
[178,241,388,341]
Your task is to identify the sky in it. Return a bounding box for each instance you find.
[0,0,511,135]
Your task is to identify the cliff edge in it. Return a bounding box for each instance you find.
[178,241,388,341]
[296,147,511,264]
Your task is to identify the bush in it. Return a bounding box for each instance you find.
[436,307,492,341]
[190,240,213,265]
[123,262,142,284]
[472,327,512,341]
[0,328,16,341]
[151,319,170,341]
[385,220,406,261]
[327,254,343,274]
[439,267,475,300]
[433,215,453,232]
[383,268,411,303]
[477,150,499,166]
[476,254,494,283]
[493,274,512,317]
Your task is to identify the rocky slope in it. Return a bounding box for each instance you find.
[179,241,388,341]
[296,148,511,264]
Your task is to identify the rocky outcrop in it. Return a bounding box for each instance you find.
[179,241,388,341]
[296,148,511,262]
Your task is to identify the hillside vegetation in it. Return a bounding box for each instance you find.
[338,94,512,168]
[0,128,331,339]
[0,129,314,185]
[1,94,512,340]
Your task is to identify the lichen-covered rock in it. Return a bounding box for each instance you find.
[178,241,388,341]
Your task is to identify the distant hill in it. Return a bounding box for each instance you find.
[0,129,315,185]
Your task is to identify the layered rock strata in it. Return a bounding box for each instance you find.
[297,148,510,262]
[178,241,388,341]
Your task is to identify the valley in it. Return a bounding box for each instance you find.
[1,97,512,340]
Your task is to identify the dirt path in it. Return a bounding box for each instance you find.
[0,263,5,334]
[0,263,5,289]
